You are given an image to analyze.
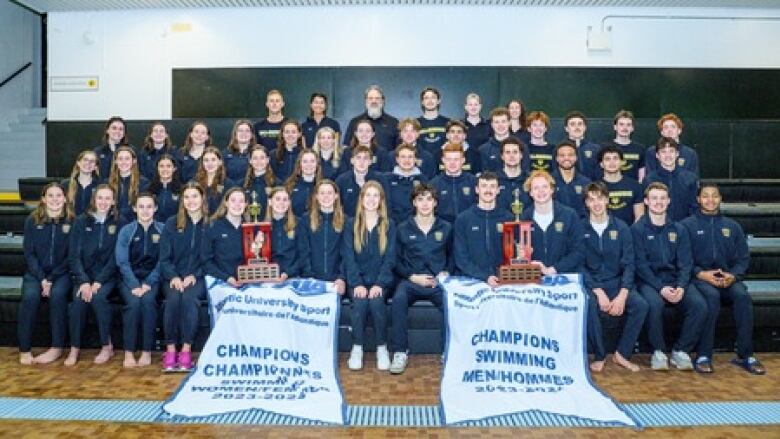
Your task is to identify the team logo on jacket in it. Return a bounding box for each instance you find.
[554,222,564,232]
[575,185,582,194]
[152,234,160,243]
[678,158,686,167]
[584,150,593,158]
[265,187,272,195]
[434,231,443,241]
[108,225,116,235]
[416,159,423,167]
[172,194,179,201]
[217,185,224,192]
[287,230,295,239]
[668,232,677,242]
[496,223,503,232]
[62,224,70,234]
[462,187,471,195]
[609,230,618,240]
[372,156,378,164]
[413,180,421,187]
[722,228,731,238]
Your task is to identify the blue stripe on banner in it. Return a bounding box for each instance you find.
[1,397,780,427]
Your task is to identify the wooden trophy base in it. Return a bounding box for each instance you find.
[499,263,542,284]
[237,261,282,284]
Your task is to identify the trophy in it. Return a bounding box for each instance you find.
[237,191,281,284]
[499,189,542,284]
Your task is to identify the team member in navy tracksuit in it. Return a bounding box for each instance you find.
[525,111,556,173]
[63,150,100,216]
[581,182,648,373]
[496,137,531,214]
[178,120,212,183]
[312,127,346,180]
[148,154,181,223]
[387,118,437,177]
[223,119,256,182]
[463,93,492,157]
[521,170,584,276]
[599,144,644,224]
[253,89,286,150]
[270,119,304,183]
[139,122,178,181]
[285,149,322,216]
[385,143,428,224]
[342,181,396,371]
[18,183,74,366]
[602,109,646,182]
[302,92,341,149]
[343,85,399,151]
[681,184,766,375]
[301,180,347,295]
[479,107,529,174]
[108,146,150,224]
[645,113,700,176]
[242,145,278,221]
[159,182,209,372]
[562,111,602,181]
[115,192,165,368]
[65,185,121,367]
[264,187,306,280]
[416,87,450,161]
[203,187,247,288]
[431,143,477,223]
[336,145,389,217]
[94,116,132,180]
[507,99,531,147]
[644,137,699,222]
[391,183,452,374]
[453,172,513,287]
[552,141,591,218]
[342,119,390,173]
[443,120,481,174]
[632,182,706,371]
[196,147,237,215]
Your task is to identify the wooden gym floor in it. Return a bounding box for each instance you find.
[0,347,778,438]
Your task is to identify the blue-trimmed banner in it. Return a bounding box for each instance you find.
[163,277,346,424]
[439,274,636,427]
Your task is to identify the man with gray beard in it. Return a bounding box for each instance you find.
[344,85,399,151]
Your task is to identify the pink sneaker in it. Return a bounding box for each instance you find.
[178,351,193,371]
[162,351,177,371]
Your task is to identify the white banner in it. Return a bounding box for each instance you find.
[163,277,346,425]
[440,274,637,427]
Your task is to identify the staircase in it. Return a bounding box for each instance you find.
[0,107,46,192]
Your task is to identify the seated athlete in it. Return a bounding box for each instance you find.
[681,184,765,375]
[632,182,706,371]
[581,182,648,373]
[453,172,512,287]
[390,183,452,374]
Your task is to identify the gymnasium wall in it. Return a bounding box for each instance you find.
[45,6,780,178]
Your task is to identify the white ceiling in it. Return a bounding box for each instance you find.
[15,0,780,13]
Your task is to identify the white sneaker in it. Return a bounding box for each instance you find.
[389,352,408,374]
[348,345,363,370]
[376,345,390,371]
[651,350,669,371]
[670,350,693,370]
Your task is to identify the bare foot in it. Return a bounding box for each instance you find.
[590,360,605,372]
[33,348,63,364]
[19,352,34,365]
[64,348,80,367]
[612,352,640,372]
[137,351,152,367]
[94,345,114,365]
[123,352,137,368]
